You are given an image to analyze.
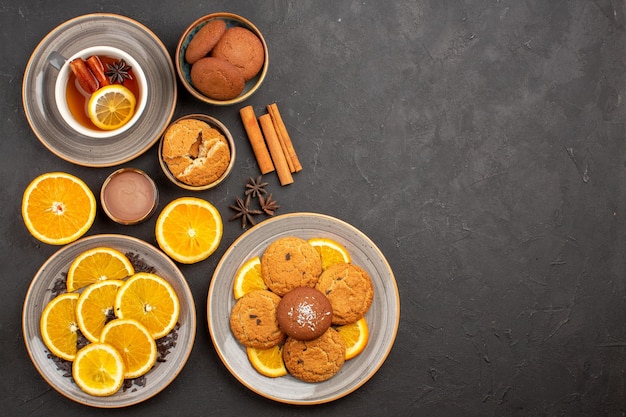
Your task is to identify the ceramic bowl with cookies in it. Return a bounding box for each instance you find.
[158,114,235,191]
[176,13,269,105]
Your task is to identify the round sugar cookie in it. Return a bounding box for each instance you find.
[282,328,346,382]
[229,289,284,349]
[315,263,374,325]
[185,18,227,64]
[261,237,322,297]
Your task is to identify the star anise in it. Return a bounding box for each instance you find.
[259,193,280,216]
[105,59,133,84]
[245,176,268,198]
[229,195,262,229]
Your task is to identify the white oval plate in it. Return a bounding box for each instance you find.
[22,234,196,408]
[207,213,400,404]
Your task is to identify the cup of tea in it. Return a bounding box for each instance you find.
[53,46,148,138]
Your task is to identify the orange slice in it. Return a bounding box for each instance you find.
[100,318,157,379]
[66,246,134,292]
[233,256,266,299]
[155,197,223,264]
[72,342,125,396]
[114,272,180,339]
[246,345,288,378]
[40,292,80,361]
[75,279,124,343]
[307,237,351,269]
[87,84,136,130]
[21,172,96,245]
[335,317,369,360]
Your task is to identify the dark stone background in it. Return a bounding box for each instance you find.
[1,1,625,415]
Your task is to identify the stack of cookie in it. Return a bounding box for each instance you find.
[230,237,374,382]
[185,19,265,100]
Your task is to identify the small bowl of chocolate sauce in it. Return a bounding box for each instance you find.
[100,168,158,225]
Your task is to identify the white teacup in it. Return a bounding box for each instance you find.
[53,46,147,138]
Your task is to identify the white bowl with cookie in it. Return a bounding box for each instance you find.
[158,114,235,190]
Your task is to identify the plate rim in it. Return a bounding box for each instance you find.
[22,233,196,408]
[21,13,177,167]
[207,212,400,405]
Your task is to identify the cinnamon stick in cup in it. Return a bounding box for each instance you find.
[85,56,110,87]
[240,106,274,174]
[267,103,302,172]
[259,114,293,186]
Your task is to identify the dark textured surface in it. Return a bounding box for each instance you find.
[2,0,625,415]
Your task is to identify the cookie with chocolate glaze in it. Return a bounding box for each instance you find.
[276,287,332,340]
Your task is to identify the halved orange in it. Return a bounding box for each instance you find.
[87,84,136,130]
[114,272,180,339]
[307,237,351,269]
[75,279,124,343]
[100,318,157,379]
[233,256,267,299]
[66,247,134,292]
[335,317,369,360]
[21,172,96,245]
[155,197,223,264]
[246,345,288,378]
[40,292,80,361]
[72,342,125,396]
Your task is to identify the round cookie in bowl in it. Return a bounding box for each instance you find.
[176,12,269,105]
[158,114,235,191]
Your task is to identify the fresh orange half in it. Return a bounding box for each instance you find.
[87,84,136,130]
[100,318,157,379]
[335,317,369,360]
[155,197,223,264]
[76,279,124,343]
[66,246,134,292]
[114,272,180,339]
[40,292,80,361]
[307,237,351,269]
[233,256,267,299]
[72,342,125,396]
[246,345,288,378]
[21,172,96,245]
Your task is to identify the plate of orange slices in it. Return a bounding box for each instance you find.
[22,234,196,408]
[207,212,400,404]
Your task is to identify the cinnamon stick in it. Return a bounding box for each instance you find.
[85,56,110,87]
[69,58,99,94]
[275,122,295,173]
[267,107,294,173]
[259,114,293,186]
[239,106,274,174]
[267,103,302,172]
